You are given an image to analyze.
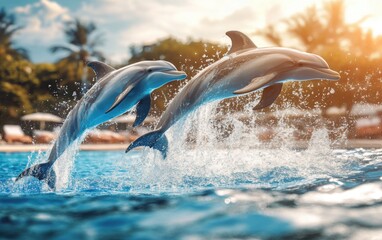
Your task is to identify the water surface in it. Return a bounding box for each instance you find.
[1,145,382,239]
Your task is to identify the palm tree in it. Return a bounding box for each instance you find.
[0,8,28,60]
[51,19,104,94]
[284,6,327,52]
[257,0,382,110]
[284,0,376,55]
[258,25,282,46]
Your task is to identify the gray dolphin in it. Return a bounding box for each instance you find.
[16,60,187,188]
[126,31,340,158]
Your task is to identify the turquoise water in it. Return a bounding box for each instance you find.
[1,146,382,239]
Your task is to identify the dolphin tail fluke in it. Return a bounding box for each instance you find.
[126,130,168,159]
[15,162,56,189]
[152,133,169,159]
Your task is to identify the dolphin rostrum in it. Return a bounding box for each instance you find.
[126,31,340,158]
[16,60,187,188]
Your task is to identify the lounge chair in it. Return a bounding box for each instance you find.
[354,117,382,138]
[33,130,57,144]
[3,125,33,144]
[85,130,128,144]
[118,128,147,142]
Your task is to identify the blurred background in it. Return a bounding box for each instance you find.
[1,0,382,142]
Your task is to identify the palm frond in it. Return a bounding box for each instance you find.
[50,45,76,53]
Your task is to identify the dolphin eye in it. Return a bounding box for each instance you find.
[147,69,153,73]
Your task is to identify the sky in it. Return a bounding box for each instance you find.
[2,0,382,63]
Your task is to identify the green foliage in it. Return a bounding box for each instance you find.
[50,18,103,95]
[0,8,28,60]
[0,8,32,125]
[33,63,61,110]
[0,56,37,125]
[259,0,382,110]
[1,0,382,127]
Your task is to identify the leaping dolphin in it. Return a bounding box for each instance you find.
[126,31,340,158]
[16,60,187,188]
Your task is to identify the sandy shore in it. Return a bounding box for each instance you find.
[0,139,382,152]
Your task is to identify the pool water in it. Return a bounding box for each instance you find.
[1,144,382,239]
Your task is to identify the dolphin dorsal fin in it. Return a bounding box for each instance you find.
[226,31,257,55]
[87,61,115,80]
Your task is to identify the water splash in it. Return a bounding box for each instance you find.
[13,138,84,192]
[122,103,354,193]
[52,139,82,190]
[12,101,355,195]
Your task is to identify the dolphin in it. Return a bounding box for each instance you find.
[16,60,187,188]
[126,31,340,158]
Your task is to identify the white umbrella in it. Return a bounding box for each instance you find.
[113,114,156,124]
[350,103,382,117]
[326,106,347,116]
[113,115,137,124]
[112,114,156,130]
[21,112,63,130]
[273,108,321,118]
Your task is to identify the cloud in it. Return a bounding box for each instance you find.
[194,7,257,41]
[11,0,295,63]
[11,0,311,63]
[13,0,71,45]
[74,0,264,63]
[15,0,378,63]
[75,0,323,62]
[14,5,32,14]
[39,0,69,19]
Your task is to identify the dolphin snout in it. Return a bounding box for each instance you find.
[162,70,187,79]
[298,54,340,81]
[316,67,340,81]
[312,54,330,69]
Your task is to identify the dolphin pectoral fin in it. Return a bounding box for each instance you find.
[233,72,277,95]
[226,31,257,55]
[87,61,115,80]
[105,85,135,113]
[106,73,146,114]
[133,95,151,127]
[253,83,283,110]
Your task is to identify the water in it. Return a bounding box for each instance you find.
[1,145,382,239]
[1,104,382,239]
